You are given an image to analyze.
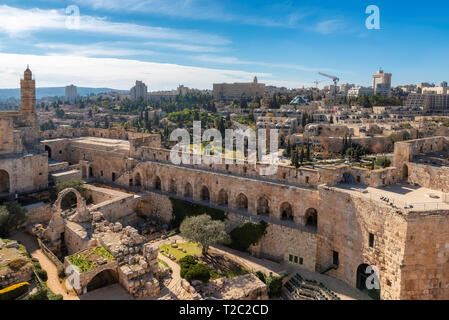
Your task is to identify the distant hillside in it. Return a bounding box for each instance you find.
[0,87,128,100]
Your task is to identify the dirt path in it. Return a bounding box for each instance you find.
[11,232,79,300]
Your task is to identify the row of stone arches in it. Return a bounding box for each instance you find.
[131,171,318,229]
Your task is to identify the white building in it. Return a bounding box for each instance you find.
[372,69,392,97]
[130,81,148,101]
[348,86,374,97]
[65,84,78,103]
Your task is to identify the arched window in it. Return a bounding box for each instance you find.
[217,189,228,206]
[236,193,248,210]
[280,202,293,221]
[201,186,210,202]
[0,170,10,194]
[305,208,318,230]
[154,176,161,190]
[257,197,270,216]
[184,183,193,198]
[169,179,177,194]
[134,172,142,187]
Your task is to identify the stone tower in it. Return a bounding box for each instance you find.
[20,65,38,127]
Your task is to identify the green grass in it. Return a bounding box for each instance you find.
[159,242,202,262]
[67,246,114,273]
[157,258,172,273]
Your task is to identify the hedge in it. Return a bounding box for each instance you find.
[169,198,227,229]
[229,220,268,251]
[179,255,211,282]
[185,263,211,282]
[0,282,29,301]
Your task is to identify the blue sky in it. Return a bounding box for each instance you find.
[0,0,448,90]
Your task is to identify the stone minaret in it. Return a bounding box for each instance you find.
[20,66,39,145]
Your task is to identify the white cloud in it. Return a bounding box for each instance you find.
[144,41,223,53]
[0,5,229,45]
[190,54,349,74]
[72,0,302,28]
[0,53,272,90]
[35,43,157,57]
[313,19,347,35]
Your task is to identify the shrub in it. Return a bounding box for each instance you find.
[170,198,227,229]
[8,258,28,271]
[0,202,28,237]
[229,221,268,251]
[185,263,211,282]
[35,268,48,282]
[255,271,266,283]
[179,255,198,279]
[0,282,29,300]
[266,276,283,298]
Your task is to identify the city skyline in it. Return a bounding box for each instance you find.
[0,1,448,90]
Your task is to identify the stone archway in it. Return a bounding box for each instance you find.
[86,268,117,293]
[217,189,228,206]
[0,169,10,194]
[45,145,52,159]
[257,196,270,216]
[154,176,161,190]
[54,188,90,222]
[169,179,177,194]
[134,172,142,187]
[280,202,293,221]
[201,186,210,202]
[402,164,409,180]
[305,208,318,230]
[184,183,193,198]
[236,193,248,211]
[356,264,380,300]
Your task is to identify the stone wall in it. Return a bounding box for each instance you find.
[400,210,449,299]
[134,193,173,223]
[317,186,408,300]
[23,202,52,225]
[407,162,449,193]
[0,153,48,194]
[251,223,317,270]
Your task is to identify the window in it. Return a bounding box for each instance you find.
[294,256,298,264]
[332,251,339,266]
[305,176,309,184]
[112,172,116,182]
[289,254,293,262]
[299,257,303,265]
[100,170,103,177]
[356,176,361,183]
[369,233,375,248]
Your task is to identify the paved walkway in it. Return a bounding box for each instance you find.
[11,232,79,300]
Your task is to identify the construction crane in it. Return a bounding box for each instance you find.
[318,72,340,103]
[313,80,324,90]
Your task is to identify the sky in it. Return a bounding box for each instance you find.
[0,0,448,90]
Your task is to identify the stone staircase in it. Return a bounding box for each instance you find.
[283,273,341,300]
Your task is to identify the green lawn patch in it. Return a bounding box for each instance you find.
[67,246,114,273]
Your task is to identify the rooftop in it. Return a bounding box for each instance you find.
[333,183,449,211]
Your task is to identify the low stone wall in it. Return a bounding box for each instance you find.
[250,223,317,270]
[23,202,52,225]
[134,193,173,223]
[407,162,449,193]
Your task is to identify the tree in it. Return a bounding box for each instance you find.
[180,214,230,255]
[291,148,299,168]
[0,202,28,237]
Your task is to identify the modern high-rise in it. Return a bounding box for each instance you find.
[372,69,392,97]
[130,81,148,101]
[65,84,78,103]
